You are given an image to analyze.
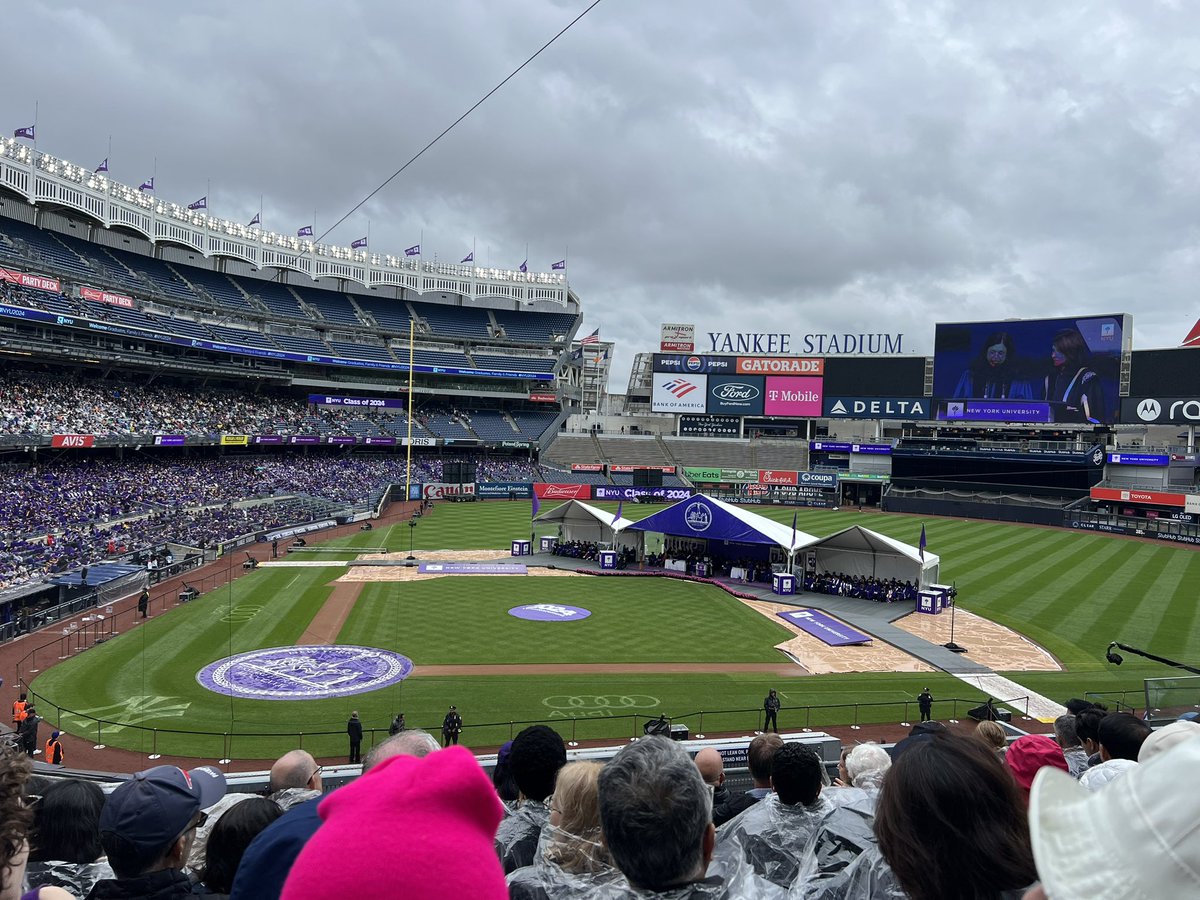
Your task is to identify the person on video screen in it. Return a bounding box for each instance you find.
[1045,327,1106,423]
[952,331,1034,400]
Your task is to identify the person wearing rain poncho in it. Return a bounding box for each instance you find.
[713,743,834,888]
[592,737,787,899]
[495,725,567,874]
[506,761,627,900]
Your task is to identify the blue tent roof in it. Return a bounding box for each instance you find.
[624,494,816,549]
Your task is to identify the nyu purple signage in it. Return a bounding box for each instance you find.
[628,496,779,544]
[309,394,408,409]
[509,604,591,621]
[1106,452,1170,467]
[418,562,528,575]
[593,487,693,501]
[196,646,412,699]
[810,441,892,455]
[939,400,1053,423]
[776,609,872,646]
[154,435,186,446]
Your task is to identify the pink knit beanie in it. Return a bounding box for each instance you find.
[281,745,508,899]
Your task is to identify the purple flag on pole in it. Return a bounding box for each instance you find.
[614,499,623,525]
[404,244,420,256]
[138,177,154,192]
[248,212,261,226]
[461,251,473,263]
[531,494,541,519]
[519,259,528,273]
[351,237,368,249]
[13,126,35,140]
[791,512,797,548]
[919,524,927,562]
[551,259,566,270]
[297,225,314,237]
[95,158,109,173]
[187,196,207,210]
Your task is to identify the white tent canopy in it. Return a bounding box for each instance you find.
[795,525,940,586]
[534,499,638,546]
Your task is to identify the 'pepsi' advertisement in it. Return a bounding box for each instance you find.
[931,314,1130,425]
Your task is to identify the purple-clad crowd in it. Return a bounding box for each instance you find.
[0,454,542,592]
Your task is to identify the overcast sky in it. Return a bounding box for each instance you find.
[4,1,1199,386]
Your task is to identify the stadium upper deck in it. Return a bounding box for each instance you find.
[0,138,581,385]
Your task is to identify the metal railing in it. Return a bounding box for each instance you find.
[16,692,1037,763]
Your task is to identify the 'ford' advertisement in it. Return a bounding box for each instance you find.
[706,375,765,415]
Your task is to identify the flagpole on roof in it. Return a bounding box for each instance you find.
[32,101,37,149]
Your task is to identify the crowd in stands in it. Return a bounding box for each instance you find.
[0,370,557,443]
[803,571,921,604]
[0,697,1197,898]
[0,452,545,592]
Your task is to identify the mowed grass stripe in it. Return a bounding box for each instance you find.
[337,576,792,665]
[1148,550,1200,656]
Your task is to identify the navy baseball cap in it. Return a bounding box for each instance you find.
[100,765,227,857]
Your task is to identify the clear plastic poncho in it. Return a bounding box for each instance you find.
[506,819,628,900]
[793,846,907,900]
[715,793,835,887]
[588,839,790,899]
[24,859,115,898]
[790,790,881,899]
[495,798,551,874]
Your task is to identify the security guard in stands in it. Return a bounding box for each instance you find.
[45,731,64,765]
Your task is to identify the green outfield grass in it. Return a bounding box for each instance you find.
[28,501,1200,759]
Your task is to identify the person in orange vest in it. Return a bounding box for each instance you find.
[11,692,28,727]
[45,731,64,765]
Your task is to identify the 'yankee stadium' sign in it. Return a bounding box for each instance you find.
[706,332,904,354]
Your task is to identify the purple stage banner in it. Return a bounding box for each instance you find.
[289,435,321,444]
[776,609,872,646]
[418,562,528,575]
[154,435,186,446]
[509,604,591,621]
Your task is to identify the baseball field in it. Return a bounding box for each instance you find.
[27,501,1200,760]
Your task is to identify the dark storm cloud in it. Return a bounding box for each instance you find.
[4,1,1200,383]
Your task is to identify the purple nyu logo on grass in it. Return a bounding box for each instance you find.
[197,646,413,700]
[509,604,591,621]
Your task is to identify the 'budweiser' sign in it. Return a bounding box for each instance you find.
[534,483,592,500]
[80,286,135,308]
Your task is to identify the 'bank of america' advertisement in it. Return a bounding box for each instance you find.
[652,372,709,412]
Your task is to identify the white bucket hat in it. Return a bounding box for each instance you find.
[1028,733,1200,900]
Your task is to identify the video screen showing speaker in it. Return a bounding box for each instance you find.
[633,468,664,487]
[444,461,477,484]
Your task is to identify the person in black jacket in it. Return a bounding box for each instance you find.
[763,689,781,733]
[441,705,462,747]
[918,688,934,723]
[347,711,363,764]
[19,705,40,757]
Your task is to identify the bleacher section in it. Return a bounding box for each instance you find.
[233,275,309,319]
[106,248,201,304]
[754,441,808,471]
[544,434,604,467]
[472,354,557,373]
[662,438,753,468]
[291,285,362,326]
[207,323,280,350]
[272,333,331,355]
[353,294,413,333]
[421,412,475,439]
[182,268,258,313]
[468,411,520,441]
[492,309,576,343]
[511,410,560,441]
[595,436,674,466]
[413,300,491,339]
[539,464,611,485]
[328,339,394,362]
[0,217,97,281]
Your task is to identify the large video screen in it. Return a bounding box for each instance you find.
[931,314,1130,424]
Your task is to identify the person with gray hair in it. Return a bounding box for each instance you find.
[362,729,439,771]
[1053,714,1089,779]
[267,749,323,812]
[597,736,784,898]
